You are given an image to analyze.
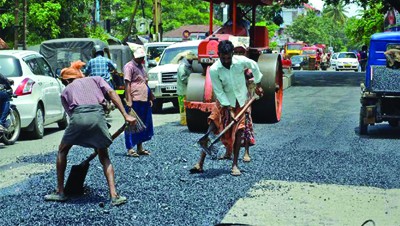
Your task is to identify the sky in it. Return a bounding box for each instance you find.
[308,0,362,18]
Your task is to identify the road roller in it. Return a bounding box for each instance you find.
[184,0,283,132]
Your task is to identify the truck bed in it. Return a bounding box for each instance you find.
[371,65,400,94]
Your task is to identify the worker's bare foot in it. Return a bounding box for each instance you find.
[243,155,251,162]
[231,166,241,176]
[189,163,204,174]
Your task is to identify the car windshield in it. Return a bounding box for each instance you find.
[159,46,198,65]
[0,56,23,77]
[287,44,303,50]
[291,56,303,63]
[338,53,356,58]
[303,50,316,55]
[147,46,169,61]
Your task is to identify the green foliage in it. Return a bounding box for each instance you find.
[324,0,399,13]
[86,26,110,43]
[323,1,348,24]
[28,2,61,39]
[285,10,348,51]
[344,2,384,49]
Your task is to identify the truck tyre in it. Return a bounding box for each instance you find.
[388,120,399,127]
[359,106,368,135]
[186,109,210,132]
[252,54,283,123]
[152,100,163,113]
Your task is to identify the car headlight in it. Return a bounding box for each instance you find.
[148,72,158,81]
[353,62,358,65]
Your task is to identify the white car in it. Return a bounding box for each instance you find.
[147,40,202,112]
[335,52,359,72]
[330,52,338,68]
[144,42,174,72]
[0,50,67,139]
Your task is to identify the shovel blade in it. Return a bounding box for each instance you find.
[64,162,90,196]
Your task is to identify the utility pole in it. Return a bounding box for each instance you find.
[153,0,161,41]
[14,0,19,50]
[22,0,26,49]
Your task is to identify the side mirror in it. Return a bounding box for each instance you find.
[55,68,62,77]
[148,60,157,68]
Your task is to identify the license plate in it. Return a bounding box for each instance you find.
[344,64,351,67]
[166,86,176,91]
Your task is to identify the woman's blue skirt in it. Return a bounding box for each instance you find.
[124,100,154,149]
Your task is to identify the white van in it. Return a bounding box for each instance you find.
[147,40,202,112]
[144,42,174,72]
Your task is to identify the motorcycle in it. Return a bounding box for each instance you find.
[0,91,21,145]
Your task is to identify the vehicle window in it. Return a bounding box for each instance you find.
[110,49,123,72]
[303,50,316,55]
[159,46,198,65]
[56,48,82,70]
[338,53,356,58]
[0,56,22,77]
[287,44,303,50]
[386,44,400,51]
[36,57,55,77]
[147,46,168,61]
[25,58,44,75]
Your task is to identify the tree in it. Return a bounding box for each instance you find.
[285,10,348,51]
[344,2,384,48]
[323,1,348,24]
[324,0,400,13]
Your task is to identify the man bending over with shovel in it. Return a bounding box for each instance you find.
[190,40,264,176]
[44,61,136,206]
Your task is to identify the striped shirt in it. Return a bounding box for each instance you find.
[123,60,149,102]
[85,55,116,82]
[61,77,113,116]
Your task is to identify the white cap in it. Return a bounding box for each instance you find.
[127,42,146,58]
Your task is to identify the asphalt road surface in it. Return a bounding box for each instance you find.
[0,70,399,225]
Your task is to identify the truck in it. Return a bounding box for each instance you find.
[147,40,202,112]
[359,31,400,134]
[284,42,306,58]
[184,0,284,132]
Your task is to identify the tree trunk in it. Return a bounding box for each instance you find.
[124,0,140,42]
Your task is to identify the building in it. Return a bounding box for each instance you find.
[281,3,320,28]
[162,25,220,42]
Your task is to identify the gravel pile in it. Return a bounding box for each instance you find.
[1,83,400,225]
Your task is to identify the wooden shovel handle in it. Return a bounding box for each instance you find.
[209,96,257,147]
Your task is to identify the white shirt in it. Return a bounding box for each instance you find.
[210,55,263,107]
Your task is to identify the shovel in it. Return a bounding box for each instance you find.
[199,96,257,157]
[64,122,128,196]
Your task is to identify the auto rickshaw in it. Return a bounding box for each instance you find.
[109,45,133,100]
[39,38,111,73]
[184,0,283,132]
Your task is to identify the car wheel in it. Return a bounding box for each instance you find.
[389,120,398,127]
[1,109,21,145]
[152,100,163,113]
[172,98,179,108]
[31,106,45,139]
[57,112,69,130]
